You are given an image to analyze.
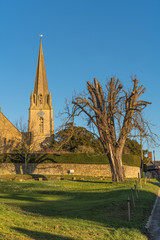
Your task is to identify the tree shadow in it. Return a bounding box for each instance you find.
[0,180,158,240]
[149,181,160,187]
[12,153,59,175]
[14,163,23,174]
[12,227,74,240]
[1,186,157,234]
[29,174,48,181]
[68,179,112,184]
[11,163,48,180]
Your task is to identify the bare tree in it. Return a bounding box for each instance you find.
[72,77,151,182]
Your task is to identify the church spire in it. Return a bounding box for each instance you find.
[28,37,54,149]
[33,38,49,96]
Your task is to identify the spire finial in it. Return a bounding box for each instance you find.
[33,35,49,96]
[40,34,43,39]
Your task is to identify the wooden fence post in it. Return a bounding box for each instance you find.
[131,188,135,208]
[127,197,131,222]
[145,177,147,184]
[135,180,137,188]
[134,184,139,199]
[140,178,142,189]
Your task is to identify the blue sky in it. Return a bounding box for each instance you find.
[0,0,160,159]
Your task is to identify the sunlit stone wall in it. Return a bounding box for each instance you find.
[0,163,140,178]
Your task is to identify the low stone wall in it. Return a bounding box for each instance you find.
[0,163,140,178]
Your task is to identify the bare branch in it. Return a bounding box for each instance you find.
[71,76,155,182]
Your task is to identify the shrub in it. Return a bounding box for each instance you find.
[74,146,95,153]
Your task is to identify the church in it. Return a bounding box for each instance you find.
[0,39,54,153]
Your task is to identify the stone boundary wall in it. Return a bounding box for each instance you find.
[0,163,140,178]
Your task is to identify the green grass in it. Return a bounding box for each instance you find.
[0,176,159,240]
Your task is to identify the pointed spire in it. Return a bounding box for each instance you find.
[33,38,49,96]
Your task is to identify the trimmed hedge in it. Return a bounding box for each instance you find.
[0,153,141,167]
[122,154,141,167]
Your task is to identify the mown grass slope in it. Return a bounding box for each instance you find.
[0,177,158,240]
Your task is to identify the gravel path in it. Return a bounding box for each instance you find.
[149,189,160,240]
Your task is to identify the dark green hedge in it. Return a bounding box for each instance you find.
[33,153,109,164]
[0,153,141,167]
[122,154,141,167]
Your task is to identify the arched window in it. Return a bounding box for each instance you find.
[39,94,43,104]
[0,138,2,149]
[47,94,49,104]
[39,117,44,133]
[33,94,36,103]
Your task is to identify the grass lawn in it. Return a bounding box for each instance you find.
[0,176,159,240]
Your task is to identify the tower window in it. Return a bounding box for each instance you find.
[39,117,44,133]
[3,138,6,145]
[33,94,36,103]
[47,94,49,104]
[0,138,2,148]
[39,94,43,104]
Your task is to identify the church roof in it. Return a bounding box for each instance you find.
[33,39,49,96]
[0,110,21,135]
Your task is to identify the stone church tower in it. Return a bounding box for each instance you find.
[28,39,54,149]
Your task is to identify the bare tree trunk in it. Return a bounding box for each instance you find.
[106,146,124,182]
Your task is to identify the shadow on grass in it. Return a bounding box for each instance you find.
[68,179,112,184]
[29,174,48,181]
[0,182,158,239]
[12,227,74,240]
[149,181,160,187]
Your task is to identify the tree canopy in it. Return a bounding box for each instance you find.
[72,77,151,181]
[47,123,104,153]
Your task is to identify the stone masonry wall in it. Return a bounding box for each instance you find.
[0,163,140,178]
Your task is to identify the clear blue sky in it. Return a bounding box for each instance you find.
[0,0,160,159]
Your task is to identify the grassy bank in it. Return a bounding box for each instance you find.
[0,176,158,240]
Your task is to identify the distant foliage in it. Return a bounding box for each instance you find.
[124,138,148,164]
[46,124,104,153]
